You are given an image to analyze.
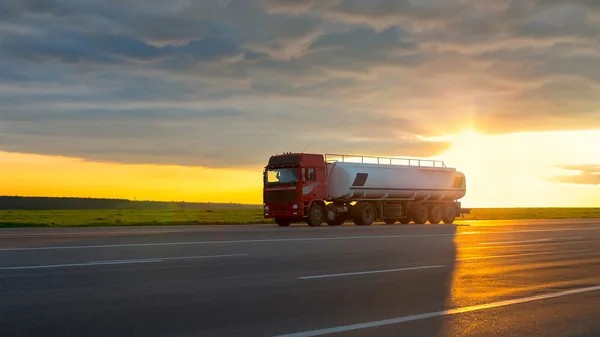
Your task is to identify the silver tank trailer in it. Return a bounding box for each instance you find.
[326,162,466,202]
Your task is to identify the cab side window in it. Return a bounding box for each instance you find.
[308,168,316,181]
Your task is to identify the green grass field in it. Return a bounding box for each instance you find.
[0,209,270,228]
[0,208,599,228]
[462,208,600,221]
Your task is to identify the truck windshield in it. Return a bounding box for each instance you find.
[265,168,299,186]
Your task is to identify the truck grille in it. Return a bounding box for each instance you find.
[264,189,297,203]
[268,203,290,212]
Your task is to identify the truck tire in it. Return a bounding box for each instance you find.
[411,204,428,224]
[353,203,376,226]
[325,216,345,226]
[399,217,411,224]
[275,218,292,227]
[428,205,443,224]
[442,205,457,224]
[307,204,324,227]
[383,218,397,225]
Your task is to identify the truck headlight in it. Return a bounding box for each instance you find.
[264,205,269,211]
[292,204,299,210]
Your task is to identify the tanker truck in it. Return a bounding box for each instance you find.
[263,153,468,227]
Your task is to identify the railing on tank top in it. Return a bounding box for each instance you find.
[324,154,447,168]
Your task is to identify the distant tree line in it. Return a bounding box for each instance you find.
[0,196,259,210]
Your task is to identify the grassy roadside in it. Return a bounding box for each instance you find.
[0,209,271,228]
[461,208,600,221]
[0,208,599,228]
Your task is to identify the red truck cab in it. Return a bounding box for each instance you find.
[263,153,328,226]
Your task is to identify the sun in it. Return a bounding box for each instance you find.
[429,129,600,207]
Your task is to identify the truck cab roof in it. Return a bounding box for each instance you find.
[267,153,324,168]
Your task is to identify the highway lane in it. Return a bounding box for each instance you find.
[0,219,599,336]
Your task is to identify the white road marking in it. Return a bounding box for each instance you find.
[0,230,192,238]
[479,237,583,245]
[92,253,247,264]
[456,248,598,261]
[480,238,553,245]
[299,265,444,279]
[92,258,165,263]
[0,234,464,252]
[0,253,246,270]
[0,225,598,252]
[0,259,163,270]
[274,285,600,337]
[298,247,598,279]
[146,253,247,261]
[486,227,600,234]
[458,251,552,260]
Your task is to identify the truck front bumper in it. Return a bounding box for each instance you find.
[263,203,304,218]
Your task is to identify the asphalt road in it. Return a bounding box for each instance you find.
[1,219,600,337]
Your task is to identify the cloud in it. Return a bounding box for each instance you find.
[473,78,600,133]
[0,105,450,168]
[263,0,317,13]
[552,165,600,185]
[1,31,241,65]
[321,0,465,25]
[309,26,416,54]
[0,0,599,168]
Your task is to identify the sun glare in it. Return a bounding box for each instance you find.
[432,129,600,207]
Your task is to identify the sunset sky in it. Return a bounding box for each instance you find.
[1,0,599,206]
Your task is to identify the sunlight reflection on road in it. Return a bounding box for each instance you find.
[441,224,600,336]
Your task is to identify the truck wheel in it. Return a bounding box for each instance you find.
[383,218,397,225]
[442,205,457,224]
[307,204,324,227]
[411,204,428,224]
[353,203,376,226]
[428,205,443,224]
[399,217,411,224]
[325,217,345,226]
[275,218,292,227]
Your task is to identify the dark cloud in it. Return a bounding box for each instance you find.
[309,26,414,53]
[263,0,317,12]
[1,31,240,65]
[2,33,163,64]
[552,165,600,185]
[326,0,464,22]
[0,0,65,18]
[0,0,234,43]
[244,51,270,62]
[0,0,599,168]
[250,77,361,97]
[321,0,600,48]
[293,26,421,75]
[473,78,600,133]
